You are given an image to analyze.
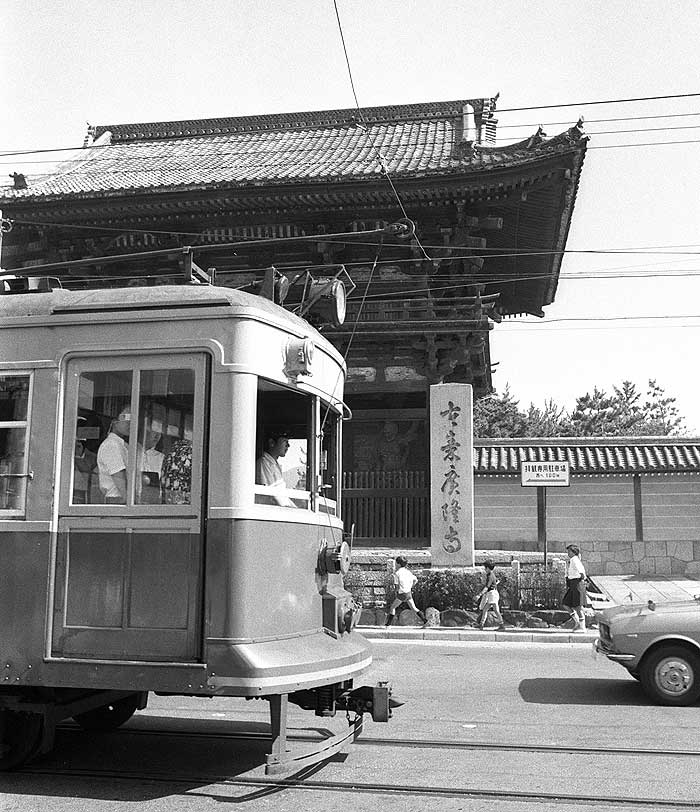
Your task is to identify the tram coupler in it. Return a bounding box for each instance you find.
[337,681,402,723]
[289,680,402,722]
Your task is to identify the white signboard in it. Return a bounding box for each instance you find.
[521,460,570,487]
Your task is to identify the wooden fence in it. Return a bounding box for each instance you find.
[342,470,429,547]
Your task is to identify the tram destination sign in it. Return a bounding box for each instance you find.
[521,460,570,487]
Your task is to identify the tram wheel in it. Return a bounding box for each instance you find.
[73,693,140,732]
[0,710,44,770]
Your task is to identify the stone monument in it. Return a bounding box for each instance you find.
[429,383,474,567]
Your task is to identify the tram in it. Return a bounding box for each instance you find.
[0,250,397,774]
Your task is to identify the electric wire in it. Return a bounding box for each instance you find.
[3,103,700,160]
[494,91,700,113]
[330,0,428,260]
[9,121,700,167]
[9,218,700,260]
[316,241,384,544]
[7,124,700,168]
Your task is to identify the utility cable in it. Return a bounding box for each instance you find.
[9,121,700,166]
[494,91,700,113]
[12,217,700,257]
[332,0,430,261]
[3,102,700,160]
[3,133,699,177]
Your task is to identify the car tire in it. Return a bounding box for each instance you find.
[640,646,700,706]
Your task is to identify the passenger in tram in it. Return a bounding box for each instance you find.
[255,430,296,507]
[140,428,164,504]
[73,416,97,504]
[161,438,192,505]
[96,409,132,504]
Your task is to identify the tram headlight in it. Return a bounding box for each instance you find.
[317,539,351,576]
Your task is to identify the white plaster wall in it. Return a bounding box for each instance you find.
[546,477,636,544]
[474,478,537,545]
[641,474,700,542]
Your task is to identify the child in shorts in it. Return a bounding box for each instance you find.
[385,556,427,626]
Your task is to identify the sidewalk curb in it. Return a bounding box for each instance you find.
[359,626,598,644]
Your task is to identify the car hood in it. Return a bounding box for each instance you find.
[600,599,700,624]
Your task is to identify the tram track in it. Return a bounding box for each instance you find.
[33,723,700,809]
[18,763,700,809]
[57,722,700,760]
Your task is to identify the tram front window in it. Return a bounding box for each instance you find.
[255,380,311,509]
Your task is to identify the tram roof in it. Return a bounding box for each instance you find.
[0,282,331,342]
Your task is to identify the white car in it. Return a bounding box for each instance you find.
[594,597,700,706]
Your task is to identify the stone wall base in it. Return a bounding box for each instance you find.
[582,539,700,577]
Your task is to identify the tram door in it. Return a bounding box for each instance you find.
[51,353,207,662]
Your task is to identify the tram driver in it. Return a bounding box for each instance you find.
[255,429,296,507]
[96,409,133,504]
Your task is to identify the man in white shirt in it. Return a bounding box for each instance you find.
[255,430,295,507]
[97,409,132,504]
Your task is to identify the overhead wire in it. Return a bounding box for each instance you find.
[5,122,700,167]
[9,217,700,258]
[494,91,700,113]
[3,101,700,160]
[3,40,699,326]
[331,0,429,260]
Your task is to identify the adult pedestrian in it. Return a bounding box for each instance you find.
[562,544,588,632]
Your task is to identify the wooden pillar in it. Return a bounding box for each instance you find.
[633,474,644,542]
[537,486,547,565]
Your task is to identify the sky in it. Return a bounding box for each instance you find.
[3,0,700,432]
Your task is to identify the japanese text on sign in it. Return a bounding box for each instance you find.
[521,461,570,487]
[439,400,462,552]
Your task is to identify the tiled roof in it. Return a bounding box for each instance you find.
[1,99,587,202]
[474,438,700,474]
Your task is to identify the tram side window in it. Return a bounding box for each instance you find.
[319,405,340,514]
[71,368,195,506]
[0,375,30,514]
[255,380,311,508]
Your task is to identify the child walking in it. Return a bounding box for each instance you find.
[385,556,427,626]
[477,560,506,630]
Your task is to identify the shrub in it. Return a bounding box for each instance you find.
[412,568,515,612]
[343,562,563,613]
[517,566,564,611]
